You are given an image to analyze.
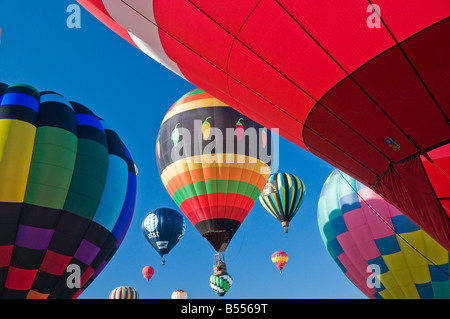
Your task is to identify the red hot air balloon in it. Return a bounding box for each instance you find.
[142,266,155,281]
[78,1,450,251]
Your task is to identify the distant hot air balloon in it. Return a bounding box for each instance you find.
[0,83,137,299]
[79,0,450,253]
[142,266,155,281]
[259,173,305,233]
[210,273,233,297]
[271,251,288,273]
[155,88,273,269]
[171,290,187,299]
[318,169,450,299]
[109,286,139,299]
[142,208,186,265]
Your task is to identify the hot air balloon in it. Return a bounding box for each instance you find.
[271,251,288,273]
[259,173,305,233]
[142,208,186,265]
[171,290,187,299]
[155,88,273,269]
[142,266,154,281]
[210,273,233,297]
[318,169,450,299]
[109,286,139,299]
[79,0,450,252]
[0,83,137,299]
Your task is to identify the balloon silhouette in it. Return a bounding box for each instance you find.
[0,83,137,299]
[79,0,450,252]
[318,169,450,299]
[142,208,186,265]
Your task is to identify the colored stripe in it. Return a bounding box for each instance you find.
[1,92,39,112]
[160,154,271,186]
[76,113,105,131]
[92,155,128,231]
[172,180,261,206]
[164,166,267,197]
[24,127,77,209]
[15,225,54,250]
[161,97,228,125]
[0,119,36,202]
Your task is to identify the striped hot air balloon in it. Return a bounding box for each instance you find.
[109,286,139,299]
[259,173,305,233]
[0,83,137,299]
[156,88,273,253]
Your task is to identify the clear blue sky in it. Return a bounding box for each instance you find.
[0,1,366,299]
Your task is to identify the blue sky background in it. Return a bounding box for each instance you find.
[0,1,366,299]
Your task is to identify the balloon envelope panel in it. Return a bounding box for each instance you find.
[317,169,450,299]
[0,83,137,299]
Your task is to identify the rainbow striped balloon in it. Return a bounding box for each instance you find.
[156,89,272,253]
[318,169,450,299]
[109,286,139,299]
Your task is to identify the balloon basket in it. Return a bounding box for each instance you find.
[213,253,227,276]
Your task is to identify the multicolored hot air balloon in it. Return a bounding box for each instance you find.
[0,83,137,299]
[318,169,450,299]
[171,290,187,299]
[142,208,186,265]
[79,0,450,252]
[271,251,289,273]
[142,266,154,281]
[155,89,273,254]
[259,173,305,233]
[109,286,139,299]
[210,273,233,297]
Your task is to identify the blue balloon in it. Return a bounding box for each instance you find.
[142,208,186,265]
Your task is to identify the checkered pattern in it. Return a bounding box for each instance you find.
[318,169,450,299]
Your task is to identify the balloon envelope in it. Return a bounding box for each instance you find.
[109,286,139,299]
[171,290,187,299]
[142,208,186,264]
[318,169,450,299]
[78,0,450,252]
[271,251,288,273]
[142,266,155,281]
[0,83,137,299]
[155,89,272,252]
[210,273,233,297]
[259,173,305,232]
